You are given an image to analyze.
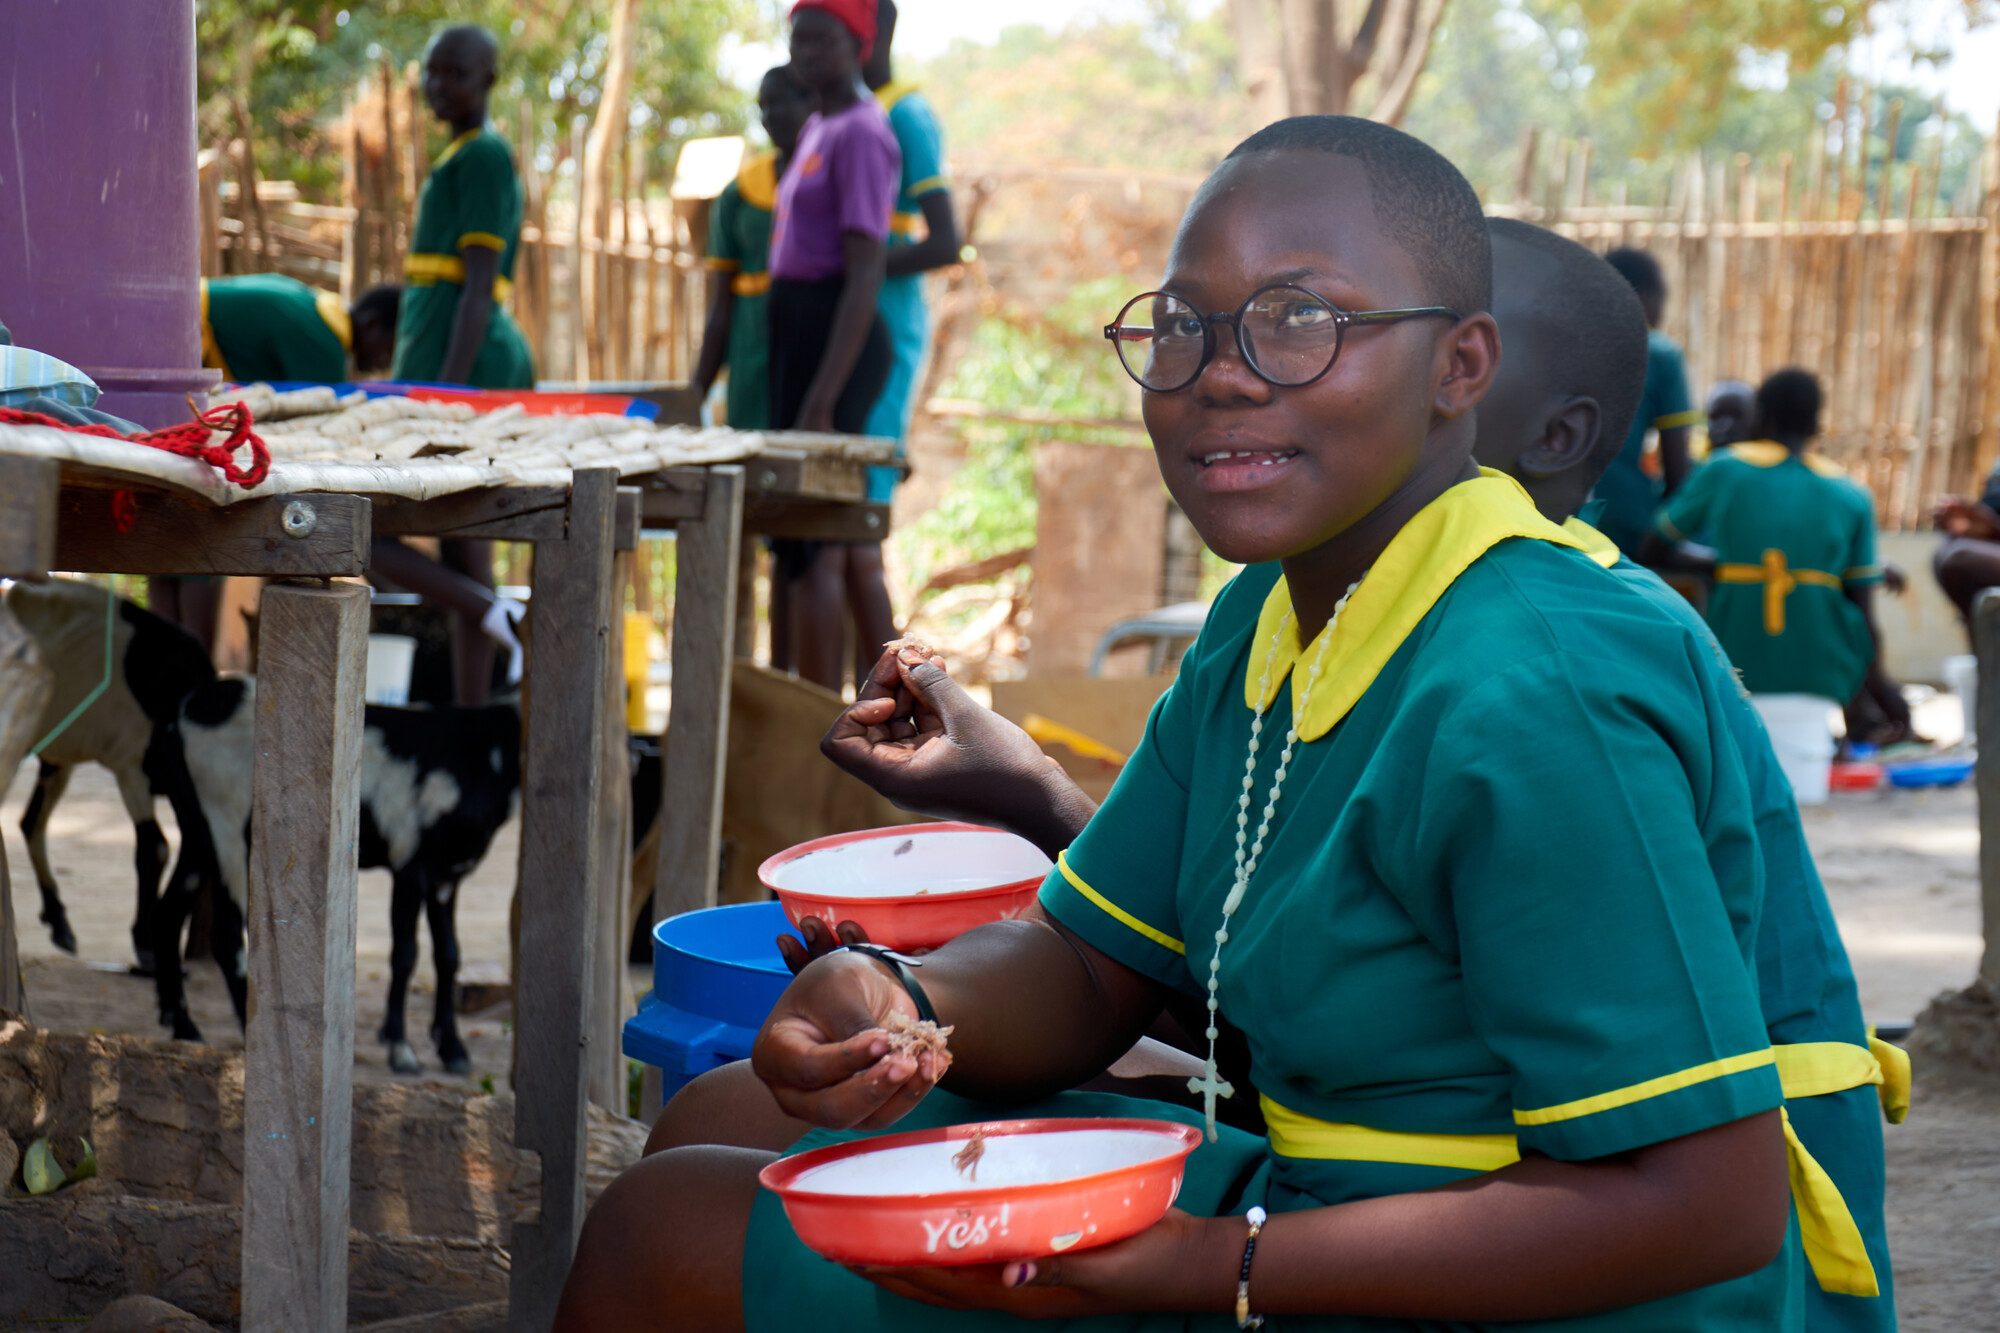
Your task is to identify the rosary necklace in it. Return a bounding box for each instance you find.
[1190,578,1361,1140]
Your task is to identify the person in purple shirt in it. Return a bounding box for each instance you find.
[766,0,904,691]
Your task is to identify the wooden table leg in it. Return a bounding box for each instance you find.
[655,465,744,924]
[510,468,619,1332]
[589,551,633,1116]
[241,578,370,1333]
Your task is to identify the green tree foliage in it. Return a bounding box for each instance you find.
[195,0,766,200]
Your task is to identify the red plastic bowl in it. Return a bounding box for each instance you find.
[759,1118,1202,1267]
[1830,761,1885,791]
[759,823,1052,953]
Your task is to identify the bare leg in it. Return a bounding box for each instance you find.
[147,577,221,656]
[1932,537,2000,626]
[553,1145,767,1333]
[646,1059,813,1157]
[793,545,849,693]
[767,563,795,674]
[440,539,498,706]
[841,541,898,688]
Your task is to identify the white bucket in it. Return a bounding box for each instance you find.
[1943,653,1979,744]
[1752,693,1838,805]
[365,634,418,706]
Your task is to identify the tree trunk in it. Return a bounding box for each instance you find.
[1226,0,1447,126]
[578,0,640,383]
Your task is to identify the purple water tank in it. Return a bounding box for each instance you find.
[0,0,214,427]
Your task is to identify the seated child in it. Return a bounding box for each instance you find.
[556,116,1799,1333]
[1475,217,1903,1331]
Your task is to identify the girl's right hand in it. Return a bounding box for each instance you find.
[750,948,945,1131]
[1935,495,2000,540]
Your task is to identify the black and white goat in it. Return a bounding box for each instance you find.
[149,676,520,1074]
[3,579,215,970]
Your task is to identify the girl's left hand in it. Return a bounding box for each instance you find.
[849,1210,1229,1318]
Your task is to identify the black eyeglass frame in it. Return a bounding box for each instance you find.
[1102,284,1462,392]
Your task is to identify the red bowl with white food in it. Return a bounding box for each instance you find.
[758,823,1052,953]
[758,1118,1203,1267]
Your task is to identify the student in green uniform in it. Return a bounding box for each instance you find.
[201,275,399,384]
[1706,378,1756,452]
[556,116,1800,1333]
[1595,248,1699,557]
[693,65,813,430]
[1657,369,1885,707]
[390,24,534,388]
[1475,217,1902,1333]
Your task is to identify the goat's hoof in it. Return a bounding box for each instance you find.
[169,1015,204,1043]
[130,949,157,977]
[46,921,77,955]
[388,1041,421,1074]
[441,1053,472,1076]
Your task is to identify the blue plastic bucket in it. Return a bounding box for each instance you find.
[622,901,801,1102]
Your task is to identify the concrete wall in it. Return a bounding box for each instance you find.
[1878,531,1969,685]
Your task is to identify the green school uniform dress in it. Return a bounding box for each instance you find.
[1658,443,1883,703]
[743,473,1806,1333]
[704,151,781,430]
[1594,329,1700,556]
[1565,516,1904,1332]
[391,128,535,388]
[864,81,951,500]
[201,274,350,385]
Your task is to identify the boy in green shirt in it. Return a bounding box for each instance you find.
[1596,248,1698,557]
[692,65,812,430]
[1475,217,1901,1331]
[201,274,398,384]
[559,117,1800,1333]
[390,24,534,388]
[1658,370,1884,706]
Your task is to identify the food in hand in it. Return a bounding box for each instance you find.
[952,1126,987,1181]
[884,635,942,667]
[881,1009,954,1076]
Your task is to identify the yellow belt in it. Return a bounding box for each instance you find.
[1261,1036,1908,1299]
[404,252,515,302]
[1714,549,1844,635]
[890,210,924,237]
[732,271,772,297]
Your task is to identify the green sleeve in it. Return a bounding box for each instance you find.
[707,183,744,270]
[893,96,949,198]
[1407,650,1779,1161]
[1650,341,1698,429]
[1842,484,1883,585]
[1038,670,1196,994]
[452,137,521,254]
[1659,456,1723,541]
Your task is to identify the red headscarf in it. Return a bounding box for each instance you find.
[790,0,877,61]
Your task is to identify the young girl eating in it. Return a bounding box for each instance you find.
[556,116,1799,1333]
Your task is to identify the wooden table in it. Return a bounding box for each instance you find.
[0,422,889,1333]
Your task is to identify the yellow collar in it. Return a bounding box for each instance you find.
[313,288,353,352]
[434,128,482,170]
[1561,515,1622,568]
[737,149,780,212]
[1724,440,1847,479]
[1245,469,1589,741]
[876,80,920,114]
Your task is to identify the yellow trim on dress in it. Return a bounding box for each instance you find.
[1262,1097,1522,1171]
[197,280,232,381]
[906,174,949,197]
[458,231,507,252]
[1244,470,1591,741]
[1560,516,1622,568]
[1714,550,1843,635]
[1055,851,1185,955]
[1511,1048,1775,1126]
[1654,408,1705,430]
[313,288,353,352]
[705,256,742,273]
[433,128,482,170]
[889,211,925,236]
[731,272,772,297]
[1723,440,1848,478]
[404,252,514,302]
[736,150,780,212]
[875,79,920,115]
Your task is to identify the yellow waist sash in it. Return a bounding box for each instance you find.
[731,271,772,298]
[1714,549,1844,635]
[1261,1036,1908,1299]
[404,252,514,302]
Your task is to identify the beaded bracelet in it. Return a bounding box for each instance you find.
[1235,1205,1268,1329]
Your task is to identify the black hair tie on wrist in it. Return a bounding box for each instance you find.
[834,943,940,1024]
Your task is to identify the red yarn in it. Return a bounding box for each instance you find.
[110,490,138,534]
[0,399,271,488]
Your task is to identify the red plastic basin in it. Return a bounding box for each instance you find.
[759,823,1052,953]
[759,1118,1202,1267]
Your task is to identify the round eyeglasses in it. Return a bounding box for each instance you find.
[1103,285,1460,393]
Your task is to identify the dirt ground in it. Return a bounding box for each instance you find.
[4,744,1998,1329]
